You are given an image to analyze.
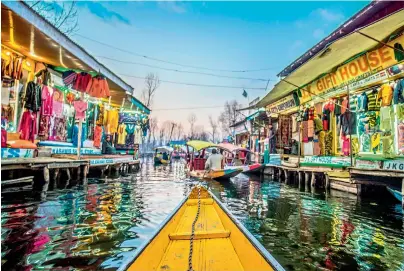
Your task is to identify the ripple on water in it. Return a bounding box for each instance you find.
[2,159,404,270]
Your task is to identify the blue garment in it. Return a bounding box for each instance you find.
[357,93,368,112]
[393,79,404,105]
[72,124,87,148]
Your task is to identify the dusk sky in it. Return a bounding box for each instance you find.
[71,1,369,133]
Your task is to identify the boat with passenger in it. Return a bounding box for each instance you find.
[153,146,173,165]
[218,142,265,174]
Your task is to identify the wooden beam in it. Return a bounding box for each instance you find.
[169,230,230,240]
[1,176,33,185]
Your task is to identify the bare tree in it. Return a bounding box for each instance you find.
[29,1,79,35]
[208,115,218,143]
[194,125,209,141]
[147,117,158,150]
[188,113,197,140]
[141,73,160,108]
[218,100,243,136]
[175,123,184,140]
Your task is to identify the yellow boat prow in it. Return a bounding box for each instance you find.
[119,187,284,271]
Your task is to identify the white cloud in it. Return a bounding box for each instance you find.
[158,2,187,14]
[313,28,325,39]
[314,8,344,22]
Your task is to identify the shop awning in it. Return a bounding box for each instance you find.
[253,8,404,109]
[186,140,218,151]
[129,95,151,114]
[1,1,148,112]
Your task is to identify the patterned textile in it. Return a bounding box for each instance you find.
[382,135,394,158]
[380,106,393,131]
[38,115,50,139]
[319,131,326,155]
[308,120,314,140]
[325,131,333,156]
[276,116,292,148]
[302,120,309,143]
[371,133,381,153]
[360,133,371,152]
[313,141,320,156]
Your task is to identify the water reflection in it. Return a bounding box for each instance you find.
[2,159,404,270]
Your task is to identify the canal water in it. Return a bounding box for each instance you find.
[2,159,404,271]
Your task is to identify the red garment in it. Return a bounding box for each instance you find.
[86,77,110,98]
[308,107,315,120]
[73,72,92,92]
[41,85,53,116]
[38,115,50,139]
[73,101,88,120]
[93,125,103,148]
[19,111,37,142]
[1,128,7,147]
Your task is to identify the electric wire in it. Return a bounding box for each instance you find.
[96,55,269,81]
[74,33,279,73]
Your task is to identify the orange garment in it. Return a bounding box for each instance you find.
[93,125,103,148]
[105,109,119,134]
[377,84,393,107]
[86,77,110,98]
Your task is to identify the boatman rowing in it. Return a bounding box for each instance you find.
[205,149,223,170]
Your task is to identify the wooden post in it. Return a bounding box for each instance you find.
[298,171,303,188]
[65,168,71,188]
[305,172,310,186]
[297,122,302,168]
[77,93,84,160]
[82,165,88,186]
[357,184,362,196]
[284,169,289,184]
[311,173,316,187]
[42,167,50,200]
[52,169,60,189]
[325,174,330,190]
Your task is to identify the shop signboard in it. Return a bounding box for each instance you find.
[1,148,34,158]
[349,69,388,91]
[233,121,250,135]
[51,147,102,155]
[383,160,404,171]
[355,159,382,170]
[299,34,404,103]
[302,156,351,167]
[266,94,297,114]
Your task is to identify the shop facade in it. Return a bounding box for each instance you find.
[1,2,149,160]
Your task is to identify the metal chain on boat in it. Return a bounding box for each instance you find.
[187,185,201,271]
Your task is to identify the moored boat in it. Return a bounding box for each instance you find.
[218,142,264,174]
[154,146,173,165]
[387,186,403,203]
[119,186,284,271]
[189,168,243,180]
[225,163,265,174]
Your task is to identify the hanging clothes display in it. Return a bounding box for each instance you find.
[62,70,77,87]
[25,82,42,112]
[41,85,54,116]
[86,75,110,98]
[377,84,393,107]
[1,54,23,80]
[73,100,88,120]
[105,109,119,134]
[93,125,103,148]
[73,72,92,92]
[72,123,87,147]
[18,111,37,142]
[125,123,135,146]
[117,123,127,145]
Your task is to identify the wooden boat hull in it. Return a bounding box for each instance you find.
[225,163,265,174]
[189,168,242,180]
[387,187,403,202]
[119,186,284,271]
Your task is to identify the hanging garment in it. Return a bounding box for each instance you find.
[307,120,314,140]
[25,82,42,112]
[352,137,359,155]
[322,101,334,131]
[66,117,74,141]
[379,106,393,131]
[334,99,341,116]
[72,124,87,147]
[1,77,14,105]
[134,128,142,144]
[357,92,368,112]
[38,115,50,139]
[41,85,54,116]
[96,104,104,125]
[53,89,63,103]
[63,103,75,118]
[313,140,320,156]
[1,105,14,122]
[371,133,381,154]
[18,111,37,142]
[325,131,333,155]
[303,142,313,156]
[117,123,127,145]
[394,42,404,62]
[86,76,110,98]
[314,118,323,134]
[73,101,88,120]
[342,136,350,156]
[360,133,371,152]
[377,84,393,107]
[1,128,7,148]
[349,95,357,112]
[73,72,92,92]
[367,90,380,111]
[52,101,63,118]
[62,70,77,87]
[319,131,326,155]
[381,135,394,158]
[308,107,315,120]
[393,79,404,105]
[302,120,309,143]
[105,109,119,134]
[340,112,357,136]
[93,125,103,148]
[341,98,349,115]
[398,123,404,154]
[53,117,67,141]
[125,123,135,146]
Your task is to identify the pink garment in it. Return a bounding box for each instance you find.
[342,137,350,156]
[41,86,53,116]
[18,111,37,142]
[52,101,63,117]
[73,101,88,120]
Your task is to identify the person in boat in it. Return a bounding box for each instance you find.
[233,153,243,166]
[102,135,116,154]
[162,152,169,160]
[205,148,223,170]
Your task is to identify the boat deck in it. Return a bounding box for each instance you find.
[157,198,244,271]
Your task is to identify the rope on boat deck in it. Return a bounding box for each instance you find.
[187,185,201,271]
